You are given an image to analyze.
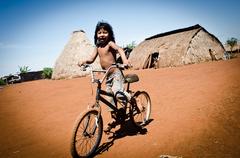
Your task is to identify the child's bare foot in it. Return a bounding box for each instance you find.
[104,120,117,133]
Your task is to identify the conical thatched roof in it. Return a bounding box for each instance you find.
[129,24,225,69]
[52,30,101,79]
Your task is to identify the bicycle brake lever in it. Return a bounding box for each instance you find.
[80,64,90,71]
[121,64,132,69]
[80,66,86,71]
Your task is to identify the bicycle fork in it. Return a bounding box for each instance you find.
[83,110,101,137]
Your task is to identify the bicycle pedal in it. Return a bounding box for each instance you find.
[103,126,112,134]
[104,130,110,135]
[104,129,114,135]
[107,134,114,140]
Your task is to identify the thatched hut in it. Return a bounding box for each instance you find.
[129,24,225,69]
[52,30,100,79]
[224,42,240,53]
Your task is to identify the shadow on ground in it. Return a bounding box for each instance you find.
[94,119,153,157]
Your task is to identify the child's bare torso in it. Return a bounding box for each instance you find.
[97,44,116,70]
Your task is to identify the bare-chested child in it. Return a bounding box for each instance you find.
[78,21,131,132]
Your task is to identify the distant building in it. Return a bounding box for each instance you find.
[129,24,225,69]
[52,30,101,79]
[224,42,240,53]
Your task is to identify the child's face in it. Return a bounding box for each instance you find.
[97,28,109,44]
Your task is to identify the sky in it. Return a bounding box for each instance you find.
[0,0,239,77]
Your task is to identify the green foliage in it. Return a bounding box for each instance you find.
[126,41,137,49]
[42,67,53,79]
[19,66,31,74]
[0,78,6,85]
[226,37,238,53]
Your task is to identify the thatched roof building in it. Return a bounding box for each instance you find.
[129,24,225,69]
[224,42,240,53]
[52,30,100,79]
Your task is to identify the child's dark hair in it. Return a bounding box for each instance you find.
[94,21,115,46]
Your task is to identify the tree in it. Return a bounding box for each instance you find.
[126,41,136,50]
[42,67,53,79]
[19,66,31,74]
[226,37,238,53]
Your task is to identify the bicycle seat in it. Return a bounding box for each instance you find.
[124,74,139,83]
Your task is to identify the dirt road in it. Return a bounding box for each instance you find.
[1,58,240,158]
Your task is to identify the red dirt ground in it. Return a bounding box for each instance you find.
[1,58,240,158]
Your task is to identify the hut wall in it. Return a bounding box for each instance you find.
[183,30,224,64]
[129,39,158,69]
[157,29,198,67]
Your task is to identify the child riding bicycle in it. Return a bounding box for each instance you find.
[78,21,131,132]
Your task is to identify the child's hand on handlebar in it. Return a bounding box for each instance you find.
[78,61,85,67]
[118,63,132,69]
[123,60,132,69]
[78,61,90,71]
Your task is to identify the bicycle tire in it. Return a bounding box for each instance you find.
[130,91,151,127]
[70,109,103,158]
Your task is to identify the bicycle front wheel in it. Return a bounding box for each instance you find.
[131,91,151,127]
[70,109,103,158]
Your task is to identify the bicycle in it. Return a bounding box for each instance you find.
[70,63,151,158]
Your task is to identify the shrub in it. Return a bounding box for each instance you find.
[126,41,136,50]
[226,37,238,53]
[0,78,6,85]
[42,67,53,79]
[19,66,31,74]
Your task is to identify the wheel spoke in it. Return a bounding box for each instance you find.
[71,110,103,157]
[132,92,151,126]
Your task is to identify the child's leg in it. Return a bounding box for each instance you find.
[111,69,129,106]
[104,70,125,133]
[104,76,117,133]
[106,77,116,111]
[111,69,125,99]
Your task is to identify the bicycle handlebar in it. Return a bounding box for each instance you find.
[80,63,130,83]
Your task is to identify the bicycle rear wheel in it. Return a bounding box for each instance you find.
[70,109,103,158]
[131,91,151,127]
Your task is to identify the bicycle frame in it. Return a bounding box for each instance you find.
[85,64,127,113]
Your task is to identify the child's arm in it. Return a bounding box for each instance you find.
[78,48,98,66]
[109,41,131,65]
